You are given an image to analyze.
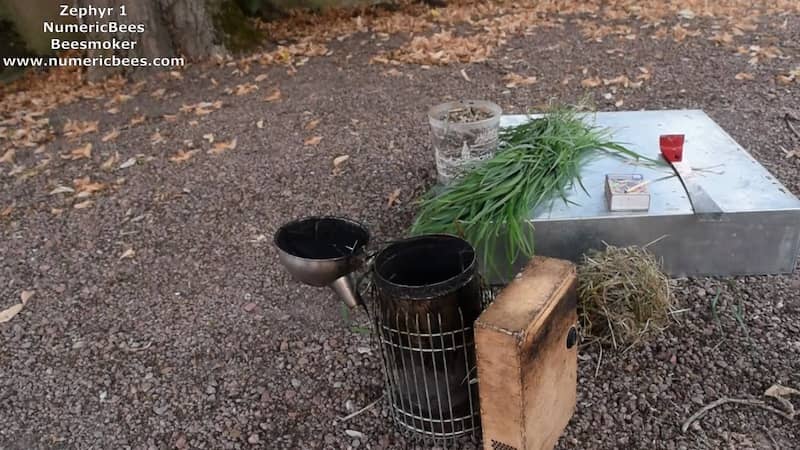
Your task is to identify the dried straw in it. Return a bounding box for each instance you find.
[577,244,673,349]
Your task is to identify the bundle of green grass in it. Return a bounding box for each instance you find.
[410,106,662,274]
[577,244,674,348]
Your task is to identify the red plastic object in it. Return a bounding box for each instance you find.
[660,134,685,162]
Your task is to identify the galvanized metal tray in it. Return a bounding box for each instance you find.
[491,110,800,280]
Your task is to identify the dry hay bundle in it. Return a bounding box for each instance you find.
[577,244,673,348]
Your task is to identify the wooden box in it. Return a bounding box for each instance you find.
[475,257,578,450]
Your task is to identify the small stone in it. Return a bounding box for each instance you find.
[279,341,289,352]
[243,302,257,312]
[345,430,364,439]
[290,379,301,388]
[175,435,187,449]
[248,434,260,444]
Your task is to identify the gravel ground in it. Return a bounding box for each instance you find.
[2,5,800,450]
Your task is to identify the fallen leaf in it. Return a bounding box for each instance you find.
[169,149,199,163]
[581,77,602,88]
[63,143,92,160]
[735,72,754,80]
[151,131,165,145]
[208,138,237,155]
[101,152,119,171]
[264,89,282,102]
[151,88,166,98]
[304,136,322,146]
[102,129,120,142]
[20,290,34,304]
[119,248,135,260]
[63,120,99,139]
[387,188,401,207]
[0,303,24,324]
[170,70,183,80]
[73,177,106,194]
[164,114,178,122]
[119,157,137,169]
[203,133,215,143]
[255,74,268,82]
[764,384,799,417]
[304,119,321,131]
[0,148,15,164]
[256,120,265,129]
[73,200,94,209]
[333,155,350,168]
[0,205,12,217]
[107,107,120,115]
[49,185,75,195]
[129,115,146,126]
[234,83,259,96]
[672,24,688,42]
[503,72,538,88]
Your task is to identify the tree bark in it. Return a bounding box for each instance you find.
[78,0,226,78]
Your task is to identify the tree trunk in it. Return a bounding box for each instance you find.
[78,0,227,78]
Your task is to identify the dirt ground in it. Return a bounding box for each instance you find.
[1,1,800,449]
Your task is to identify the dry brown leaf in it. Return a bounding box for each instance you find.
[0,205,12,217]
[101,152,119,171]
[735,72,754,81]
[264,89,282,102]
[129,115,146,126]
[208,138,238,155]
[73,177,106,194]
[0,303,24,324]
[119,248,135,260]
[63,143,92,160]
[603,75,631,87]
[164,114,178,122]
[304,136,322,146]
[20,290,34,304]
[672,25,688,42]
[107,107,120,115]
[234,83,259,96]
[150,131,166,145]
[255,74,268,82]
[102,128,120,142]
[304,119,321,131]
[151,88,166,98]
[581,77,602,88]
[169,149,199,163]
[503,72,538,88]
[0,148,15,164]
[170,70,183,80]
[387,188,401,207]
[332,155,350,174]
[63,120,99,139]
[73,200,94,209]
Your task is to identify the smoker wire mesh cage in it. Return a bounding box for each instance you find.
[371,290,494,446]
[363,234,496,446]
